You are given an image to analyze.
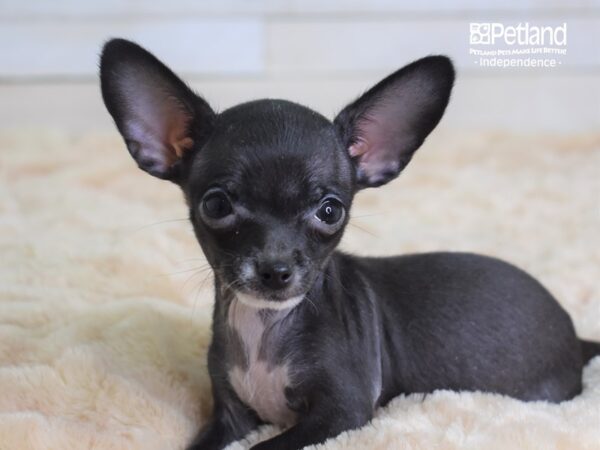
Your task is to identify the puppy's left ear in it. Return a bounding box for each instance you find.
[100,38,215,182]
[334,56,454,188]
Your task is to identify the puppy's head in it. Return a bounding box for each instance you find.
[100,38,454,309]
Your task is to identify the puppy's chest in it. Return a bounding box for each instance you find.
[226,300,297,427]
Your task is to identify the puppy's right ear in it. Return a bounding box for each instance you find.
[334,56,454,188]
[100,38,214,181]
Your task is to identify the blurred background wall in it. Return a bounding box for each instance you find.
[0,0,598,134]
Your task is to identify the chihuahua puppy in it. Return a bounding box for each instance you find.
[100,39,599,450]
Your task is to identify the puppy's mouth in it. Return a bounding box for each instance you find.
[235,290,305,310]
[219,262,317,310]
[231,277,310,310]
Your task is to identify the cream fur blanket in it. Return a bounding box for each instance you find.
[1,131,599,450]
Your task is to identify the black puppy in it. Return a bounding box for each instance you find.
[99,39,599,450]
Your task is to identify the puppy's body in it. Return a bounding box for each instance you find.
[205,251,586,448]
[99,39,600,450]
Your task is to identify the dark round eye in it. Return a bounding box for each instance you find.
[316,198,344,225]
[202,191,232,219]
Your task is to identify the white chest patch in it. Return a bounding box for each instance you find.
[227,298,297,427]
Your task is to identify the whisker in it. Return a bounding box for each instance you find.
[190,277,204,321]
[216,248,242,260]
[175,256,210,264]
[304,293,319,316]
[182,270,208,297]
[181,263,231,295]
[129,217,190,233]
[189,262,236,321]
[350,212,385,219]
[320,269,356,300]
[222,278,243,294]
[158,264,213,277]
[347,222,378,237]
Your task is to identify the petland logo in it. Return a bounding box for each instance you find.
[469,22,568,69]
[470,23,567,46]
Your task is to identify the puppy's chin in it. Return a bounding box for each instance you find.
[235,291,304,311]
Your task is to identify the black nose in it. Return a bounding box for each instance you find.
[258,262,293,290]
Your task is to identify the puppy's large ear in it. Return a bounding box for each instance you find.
[334,56,454,188]
[100,38,215,181]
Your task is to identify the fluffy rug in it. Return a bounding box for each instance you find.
[0,130,599,450]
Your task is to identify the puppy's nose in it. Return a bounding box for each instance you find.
[258,262,293,290]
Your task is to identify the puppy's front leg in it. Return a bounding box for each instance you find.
[188,397,260,450]
[250,396,372,450]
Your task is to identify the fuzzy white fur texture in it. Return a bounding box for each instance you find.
[0,131,599,450]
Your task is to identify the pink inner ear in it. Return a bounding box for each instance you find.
[349,112,408,183]
[348,139,369,158]
[343,64,446,186]
[348,78,437,185]
[120,71,194,171]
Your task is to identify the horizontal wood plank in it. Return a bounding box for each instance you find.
[2,16,597,79]
[1,0,597,18]
[0,18,264,77]
[1,75,598,133]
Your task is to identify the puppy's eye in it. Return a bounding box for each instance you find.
[315,198,344,225]
[202,191,232,219]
